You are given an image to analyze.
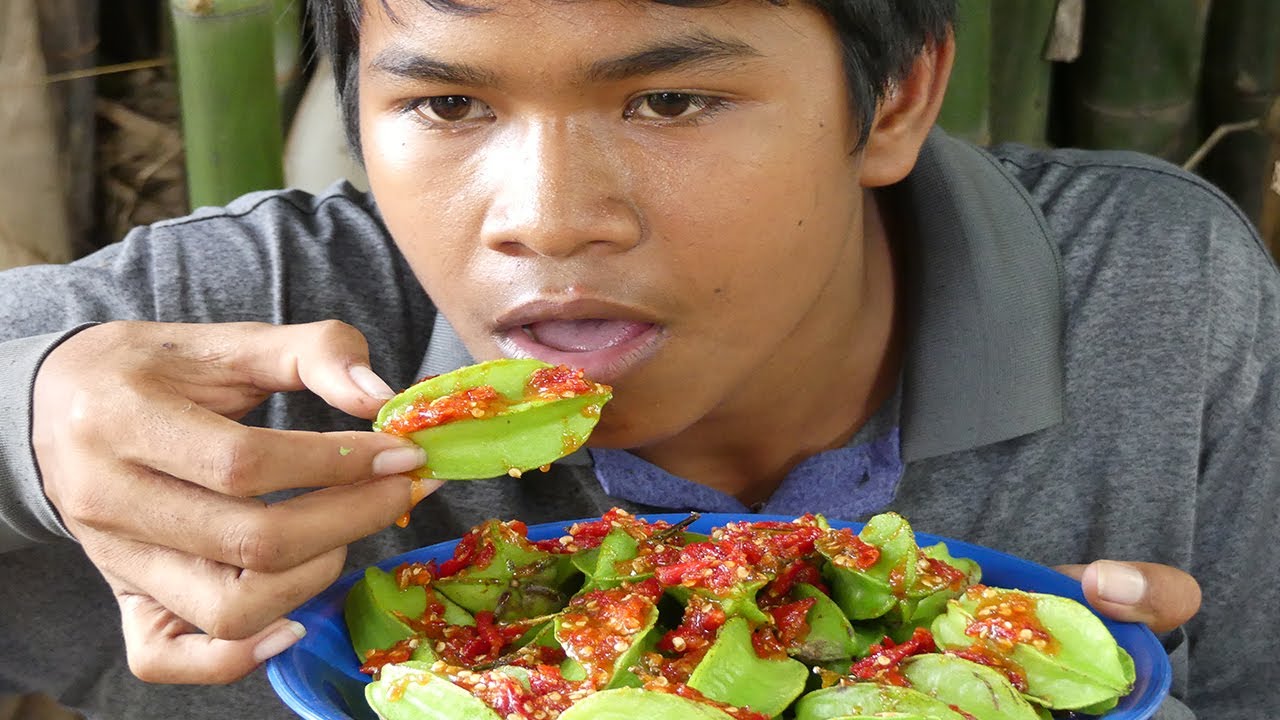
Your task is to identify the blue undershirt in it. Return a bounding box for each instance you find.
[588,426,904,521]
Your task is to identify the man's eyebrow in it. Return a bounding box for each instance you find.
[584,33,763,83]
[366,33,761,88]
[368,47,498,87]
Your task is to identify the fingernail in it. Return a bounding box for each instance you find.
[350,365,395,400]
[373,446,428,476]
[1095,561,1147,606]
[252,620,306,663]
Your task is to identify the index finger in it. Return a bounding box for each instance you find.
[115,387,425,496]
[163,320,397,421]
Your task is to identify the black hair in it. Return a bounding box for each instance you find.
[310,0,957,154]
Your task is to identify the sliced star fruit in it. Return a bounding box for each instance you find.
[374,358,612,480]
[343,566,473,663]
[430,519,577,622]
[365,661,500,720]
[930,586,1135,712]
[557,688,738,720]
[817,513,979,630]
[901,654,1049,720]
[686,616,810,718]
[554,584,660,689]
[794,683,969,720]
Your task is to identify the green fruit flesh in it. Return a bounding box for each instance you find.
[432,522,572,621]
[687,616,809,718]
[901,654,1044,720]
[365,662,502,720]
[344,568,427,661]
[930,589,1135,711]
[791,582,860,664]
[374,359,611,480]
[557,688,738,720]
[795,684,968,720]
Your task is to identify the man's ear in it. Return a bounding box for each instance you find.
[858,32,956,188]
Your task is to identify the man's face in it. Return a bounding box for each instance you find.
[359,0,880,449]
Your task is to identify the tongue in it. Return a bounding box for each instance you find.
[526,320,650,353]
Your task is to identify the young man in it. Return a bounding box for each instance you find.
[0,1,1273,718]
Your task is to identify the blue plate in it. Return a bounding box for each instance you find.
[267,514,1172,720]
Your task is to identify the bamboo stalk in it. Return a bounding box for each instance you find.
[938,0,992,145]
[36,0,98,256]
[1070,0,1212,161]
[0,0,74,268]
[170,0,283,208]
[274,0,303,122]
[1199,0,1280,225]
[989,0,1056,146]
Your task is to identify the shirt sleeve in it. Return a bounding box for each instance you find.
[1183,201,1280,718]
[0,184,428,554]
[0,228,167,552]
[0,329,93,550]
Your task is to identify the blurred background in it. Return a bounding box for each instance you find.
[0,0,1277,715]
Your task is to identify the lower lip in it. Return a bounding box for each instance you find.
[496,323,665,383]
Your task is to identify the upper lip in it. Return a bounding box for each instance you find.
[493,297,662,332]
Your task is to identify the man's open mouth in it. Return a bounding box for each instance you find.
[495,310,665,384]
[520,319,654,353]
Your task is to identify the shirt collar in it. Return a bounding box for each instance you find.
[415,129,1065,463]
[892,129,1065,461]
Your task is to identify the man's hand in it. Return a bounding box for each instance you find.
[1054,560,1202,634]
[33,320,441,684]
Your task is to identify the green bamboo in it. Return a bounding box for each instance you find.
[1199,0,1280,224]
[989,0,1056,146]
[938,0,992,145]
[171,0,283,208]
[1070,0,1212,161]
[273,0,303,121]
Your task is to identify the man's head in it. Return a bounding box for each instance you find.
[309,0,954,483]
[315,0,956,154]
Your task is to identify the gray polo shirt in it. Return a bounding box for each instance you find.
[0,130,1275,719]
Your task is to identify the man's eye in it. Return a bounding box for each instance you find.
[408,96,494,124]
[625,92,723,122]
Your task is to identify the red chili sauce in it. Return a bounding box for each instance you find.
[447,663,583,720]
[529,507,669,554]
[435,525,497,579]
[654,519,823,597]
[760,558,827,604]
[360,637,416,676]
[751,597,817,659]
[556,583,658,687]
[963,585,1056,652]
[654,595,727,683]
[941,585,1055,691]
[380,385,507,436]
[525,365,603,400]
[845,627,937,687]
[381,364,608,439]
[918,555,969,592]
[814,527,881,572]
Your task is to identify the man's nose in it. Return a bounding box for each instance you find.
[480,121,642,258]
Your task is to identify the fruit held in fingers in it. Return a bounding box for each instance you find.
[374,359,613,480]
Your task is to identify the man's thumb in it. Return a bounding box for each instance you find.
[1055,560,1201,634]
